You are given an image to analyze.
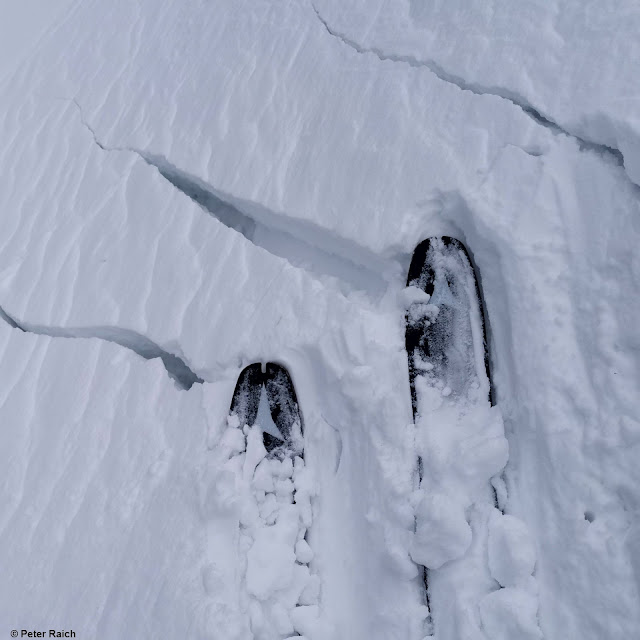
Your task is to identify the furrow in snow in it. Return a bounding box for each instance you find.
[0,303,203,389]
[312,5,627,174]
[138,152,392,299]
[72,101,395,300]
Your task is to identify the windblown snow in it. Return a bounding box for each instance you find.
[0,1,639,639]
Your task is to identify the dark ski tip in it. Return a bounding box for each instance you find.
[229,362,304,457]
[405,236,490,417]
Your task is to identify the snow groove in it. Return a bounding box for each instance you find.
[72,101,394,300]
[0,303,203,389]
[138,152,392,299]
[312,6,627,171]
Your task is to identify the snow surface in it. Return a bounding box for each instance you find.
[0,0,77,81]
[0,1,639,639]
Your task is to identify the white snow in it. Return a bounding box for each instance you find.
[313,0,640,187]
[411,491,472,569]
[0,0,76,81]
[488,513,537,588]
[0,0,639,639]
[480,587,543,640]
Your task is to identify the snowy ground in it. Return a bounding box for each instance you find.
[0,0,77,81]
[0,1,639,638]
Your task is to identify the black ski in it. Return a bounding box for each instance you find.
[405,237,491,628]
[229,362,263,430]
[406,236,490,418]
[228,364,314,637]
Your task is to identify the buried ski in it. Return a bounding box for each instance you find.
[405,237,506,639]
[226,363,318,639]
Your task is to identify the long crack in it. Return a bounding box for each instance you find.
[0,303,203,390]
[312,5,627,171]
[5,98,395,391]
[72,101,394,300]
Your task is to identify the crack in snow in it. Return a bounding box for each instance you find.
[72,98,108,151]
[141,153,393,299]
[320,413,343,474]
[71,101,395,301]
[0,303,203,390]
[312,6,627,171]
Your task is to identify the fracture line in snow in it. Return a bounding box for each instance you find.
[312,5,627,172]
[72,98,108,151]
[0,303,203,389]
[71,101,395,301]
[140,153,392,299]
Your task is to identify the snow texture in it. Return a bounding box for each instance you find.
[488,512,537,588]
[0,0,639,639]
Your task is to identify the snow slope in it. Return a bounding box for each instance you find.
[0,0,639,638]
[0,323,214,637]
[313,0,640,187]
[0,0,77,81]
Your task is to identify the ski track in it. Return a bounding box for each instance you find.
[73,100,396,301]
[311,5,633,185]
[405,238,526,640]
[0,303,203,389]
[222,375,319,639]
[70,96,524,638]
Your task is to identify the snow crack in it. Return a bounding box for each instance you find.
[0,303,203,390]
[138,153,392,298]
[72,98,108,152]
[312,6,626,171]
[72,101,394,300]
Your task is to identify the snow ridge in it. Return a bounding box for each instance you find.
[0,303,203,389]
[73,101,394,300]
[312,6,627,173]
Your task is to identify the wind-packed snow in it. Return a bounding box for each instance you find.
[0,0,76,81]
[488,513,537,589]
[0,0,639,639]
[313,0,640,187]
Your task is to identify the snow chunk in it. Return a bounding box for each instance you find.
[417,403,508,502]
[246,535,296,601]
[243,425,267,479]
[290,605,321,638]
[258,493,279,523]
[271,602,294,636]
[488,514,537,587]
[479,588,543,640]
[295,539,314,564]
[253,458,276,493]
[298,574,320,605]
[411,491,472,569]
[399,285,431,307]
[219,426,246,458]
